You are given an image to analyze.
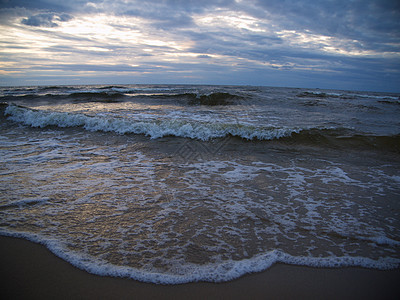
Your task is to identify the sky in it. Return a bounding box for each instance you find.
[0,0,399,92]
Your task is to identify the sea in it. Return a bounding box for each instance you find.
[0,84,399,284]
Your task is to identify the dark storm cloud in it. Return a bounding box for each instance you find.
[3,0,400,35]
[21,12,72,27]
[252,0,400,50]
[0,0,70,12]
[2,0,236,28]
[5,0,400,46]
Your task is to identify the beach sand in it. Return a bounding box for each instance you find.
[1,236,399,300]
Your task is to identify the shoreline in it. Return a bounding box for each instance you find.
[1,236,399,299]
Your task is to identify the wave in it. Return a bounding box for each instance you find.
[186,92,242,105]
[297,91,400,101]
[0,198,50,211]
[0,92,126,103]
[3,104,399,151]
[378,100,400,105]
[297,91,341,98]
[4,104,295,140]
[138,92,243,105]
[69,91,126,102]
[98,85,128,90]
[37,86,75,91]
[283,128,400,152]
[1,90,243,106]
[68,91,243,106]
[0,230,398,284]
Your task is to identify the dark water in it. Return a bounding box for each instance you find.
[1,85,399,283]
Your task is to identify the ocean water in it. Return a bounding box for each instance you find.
[1,84,399,283]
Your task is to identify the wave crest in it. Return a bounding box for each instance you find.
[4,104,399,151]
[4,104,295,141]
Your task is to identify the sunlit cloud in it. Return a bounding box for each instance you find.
[0,0,399,91]
[195,11,270,33]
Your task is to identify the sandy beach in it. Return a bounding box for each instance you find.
[1,236,399,300]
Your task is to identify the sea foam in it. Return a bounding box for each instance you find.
[4,104,298,141]
[0,229,398,284]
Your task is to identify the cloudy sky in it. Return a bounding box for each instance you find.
[0,0,399,91]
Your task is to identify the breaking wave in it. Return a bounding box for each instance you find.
[4,104,297,141]
[3,104,400,151]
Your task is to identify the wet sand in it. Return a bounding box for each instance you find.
[1,236,399,299]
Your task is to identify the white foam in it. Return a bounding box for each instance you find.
[0,230,398,284]
[390,175,400,183]
[4,104,299,141]
[367,236,400,246]
[319,167,358,184]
